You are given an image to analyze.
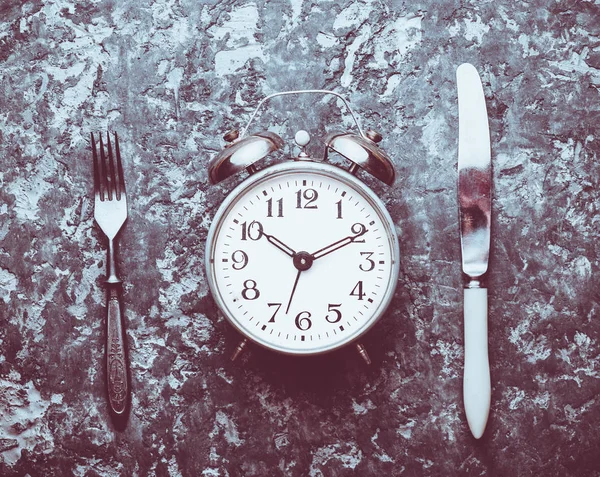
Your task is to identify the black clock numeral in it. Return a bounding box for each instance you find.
[359,252,375,271]
[295,311,312,330]
[268,302,282,322]
[242,279,260,300]
[240,220,263,241]
[350,281,365,300]
[296,188,318,209]
[336,200,343,219]
[351,223,367,243]
[231,250,249,270]
[325,303,342,323]
[266,198,284,217]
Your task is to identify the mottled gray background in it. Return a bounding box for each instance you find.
[1,0,599,476]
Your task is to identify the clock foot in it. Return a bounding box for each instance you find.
[356,343,371,365]
[231,338,249,362]
[347,162,360,176]
[246,164,258,175]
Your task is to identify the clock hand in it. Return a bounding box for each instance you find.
[311,223,368,260]
[262,231,296,257]
[285,269,302,313]
[284,251,314,313]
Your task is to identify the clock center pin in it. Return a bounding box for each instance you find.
[293,251,314,271]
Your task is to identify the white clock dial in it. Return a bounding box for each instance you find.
[206,161,399,355]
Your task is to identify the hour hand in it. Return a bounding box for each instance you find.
[312,223,368,260]
[262,231,296,257]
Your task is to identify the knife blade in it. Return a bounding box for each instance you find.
[456,63,492,439]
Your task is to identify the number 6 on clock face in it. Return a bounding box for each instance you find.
[206,161,400,355]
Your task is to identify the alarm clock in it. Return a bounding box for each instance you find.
[205,90,399,363]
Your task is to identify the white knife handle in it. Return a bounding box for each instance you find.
[463,287,491,439]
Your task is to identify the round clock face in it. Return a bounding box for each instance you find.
[206,161,399,355]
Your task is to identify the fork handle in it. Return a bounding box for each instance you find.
[106,285,129,416]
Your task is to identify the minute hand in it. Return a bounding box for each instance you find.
[311,226,368,260]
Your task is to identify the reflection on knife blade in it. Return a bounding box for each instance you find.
[459,168,491,278]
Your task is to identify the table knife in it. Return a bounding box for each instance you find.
[456,63,492,439]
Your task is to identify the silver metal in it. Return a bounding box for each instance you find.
[223,129,240,142]
[208,131,284,184]
[231,338,248,362]
[365,130,383,143]
[457,63,491,284]
[324,132,396,185]
[209,90,392,183]
[91,132,129,416]
[466,278,482,289]
[294,129,311,159]
[92,133,128,281]
[205,161,400,356]
[240,90,366,138]
[356,343,371,365]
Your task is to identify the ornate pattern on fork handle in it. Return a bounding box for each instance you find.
[107,286,128,414]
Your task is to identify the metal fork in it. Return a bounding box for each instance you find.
[91,132,129,417]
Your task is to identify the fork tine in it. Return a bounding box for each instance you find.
[99,133,111,201]
[91,132,101,197]
[114,132,126,197]
[106,132,119,200]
